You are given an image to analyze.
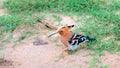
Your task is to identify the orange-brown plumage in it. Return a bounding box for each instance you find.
[58,25,74,47]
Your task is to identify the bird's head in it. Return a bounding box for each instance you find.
[58,25,74,35]
[48,25,75,37]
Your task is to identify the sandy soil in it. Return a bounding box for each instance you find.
[0,15,120,68]
[0,0,120,68]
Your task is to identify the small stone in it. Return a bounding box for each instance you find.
[33,38,48,45]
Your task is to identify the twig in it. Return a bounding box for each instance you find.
[33,14,58,30]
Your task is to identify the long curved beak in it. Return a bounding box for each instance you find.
[47,32,58,38]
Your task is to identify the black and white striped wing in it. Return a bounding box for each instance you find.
[69,34,89,46]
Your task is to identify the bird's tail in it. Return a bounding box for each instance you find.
[86,36,96,41]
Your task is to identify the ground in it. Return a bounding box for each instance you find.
[0,0,120,68]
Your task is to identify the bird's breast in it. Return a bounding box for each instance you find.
[60,37,70,47]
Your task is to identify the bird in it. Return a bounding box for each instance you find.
[48,25,96,51]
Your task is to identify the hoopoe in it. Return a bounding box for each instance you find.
[48,25,96,51]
